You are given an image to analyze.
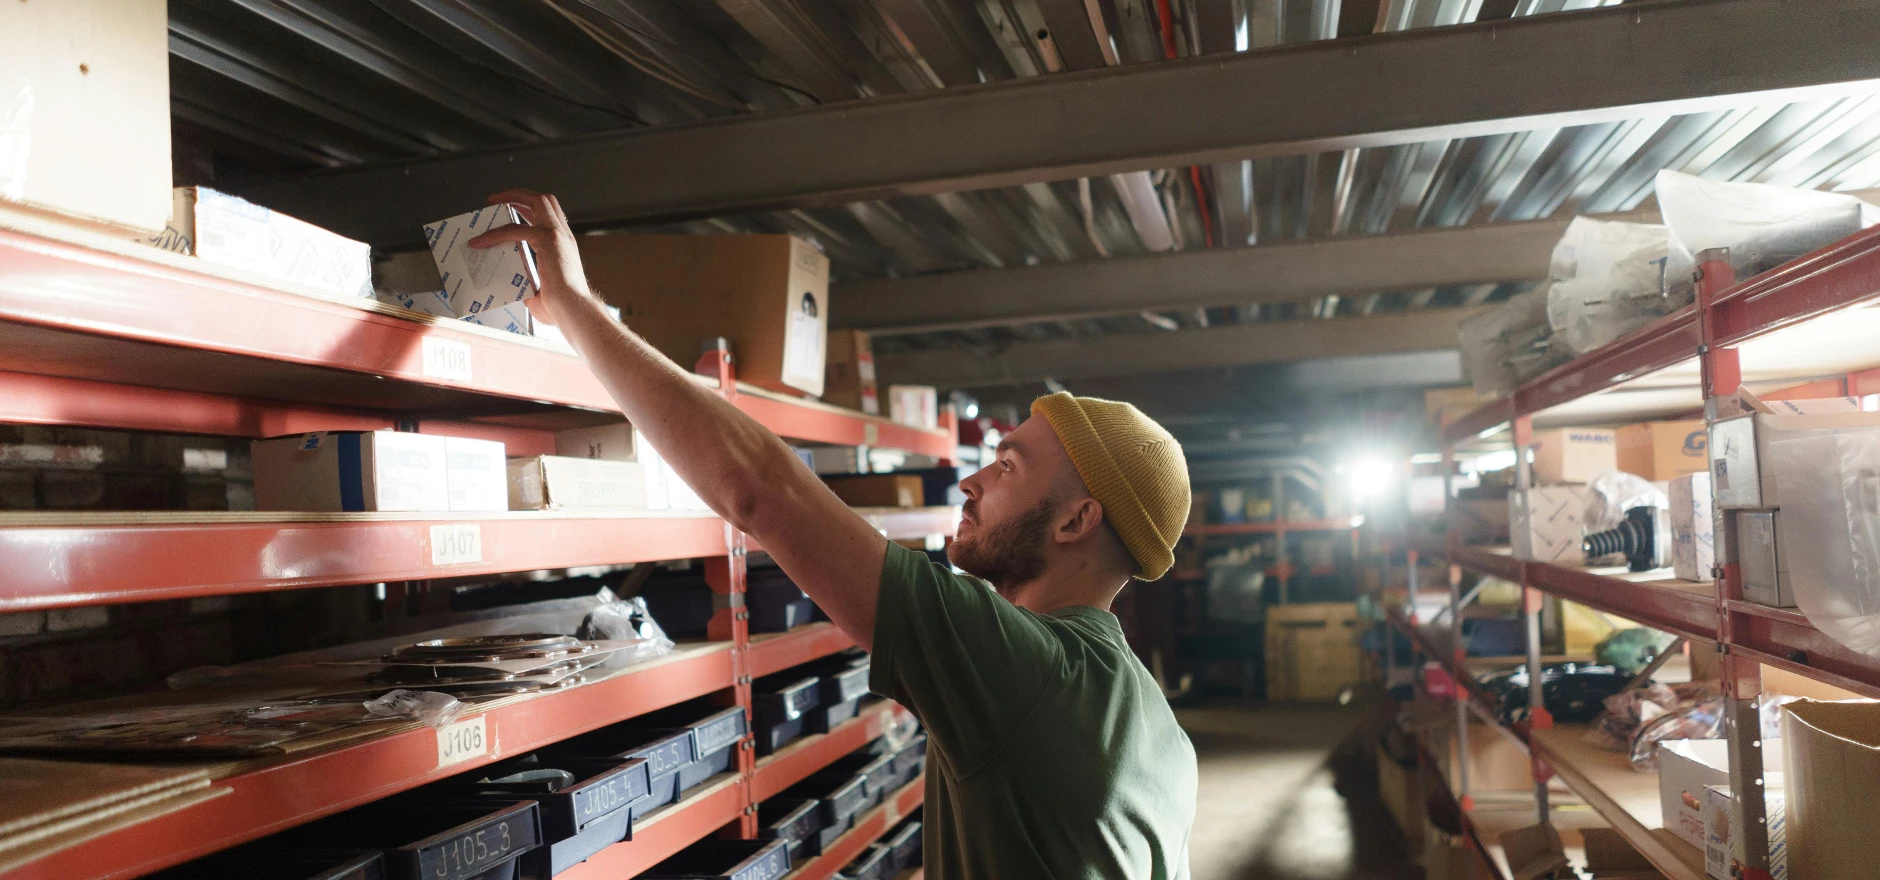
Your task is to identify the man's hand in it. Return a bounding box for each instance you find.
[468,189,592,328]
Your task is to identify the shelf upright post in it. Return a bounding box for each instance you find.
[1510,413,1553,826]
[699,345,761,838]
[1448,561,1472,811]
[1694,248,1775,880]
[1272,471,1288,604]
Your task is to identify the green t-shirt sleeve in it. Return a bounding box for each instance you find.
[870,542,1062,778]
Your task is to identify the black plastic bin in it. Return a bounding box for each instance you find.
[752,674,822,755]
[756,796,823,867]
[885,821,922,871]
[825,752,896,805]
[836,843,892,880]
[748,569,817,634]
[637,579,715,638]
[806,696,862,734]
[541,727,695,819]
[449,756,651,879]
[784,770,870,833]
[273,800,542,880]
[147,848,385,880]
[641,839,790,880]
[674,706,747,791]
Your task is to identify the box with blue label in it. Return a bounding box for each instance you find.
[137,187,374,301]
[424,207,539,319]
[252,431,505,513]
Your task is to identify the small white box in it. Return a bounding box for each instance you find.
[462,300,532,336]
[507,456,646,511]
[1739,510,1793,607]
[148,188,373,300]
[1660,739,1784,852]
[801,446,867,475]
[554,423,635,462]
[1710,411,1880,508]
[252,431,449,512]
[1509,487,1589,563]
[1704,783,1786,880]
[374,287,456,319]
[639,439,707,512]
[887,385,939,430]
[1670,472,1714,583]
[424,206,539,319]
[444,437,508,512]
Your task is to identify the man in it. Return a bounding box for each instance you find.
[471,190,1198,879]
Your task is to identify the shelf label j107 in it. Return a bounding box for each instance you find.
[421,336,474,381]
[430,524,482,565]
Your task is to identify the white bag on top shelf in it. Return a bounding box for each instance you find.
[1655,170,1878,303]
[1544,217,1677,355]
[1768,430,1880,659]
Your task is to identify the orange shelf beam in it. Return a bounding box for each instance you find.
[751,701,914,803]
[749,623,857,679]
[782,777,925,880]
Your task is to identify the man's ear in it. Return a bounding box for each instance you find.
[1055,497,1106,545]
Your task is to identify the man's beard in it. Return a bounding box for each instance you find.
[948,497,1056,595]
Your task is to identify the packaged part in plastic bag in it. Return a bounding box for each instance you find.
[1582,469,1668,533]
[1458,288,1565,397]
[577,594,675,666]
[1769,430,1880,658]
[364,689,465,729]
[1543,217,1678,355]
[1656,170,1874,301]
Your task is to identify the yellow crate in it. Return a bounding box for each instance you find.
[1265,602,1360,701]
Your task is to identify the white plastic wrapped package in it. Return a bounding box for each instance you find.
[364,689,465,729]
[1655,170,1876,302]
[1458,288,1564,397]
[1544,217,1677,355]
[1769,431,1880,658]
[578,594,675,667]
[1583,469,1669,533]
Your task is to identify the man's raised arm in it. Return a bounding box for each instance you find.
[470,190,888,650]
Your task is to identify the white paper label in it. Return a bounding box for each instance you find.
[421,336,473,382]
[437,716,488,768]
[430,523,482,565]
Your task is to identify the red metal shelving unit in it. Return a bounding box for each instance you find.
[781,777,925,880]
[1181,517,1362,536]
[1410,223,1880,880]
[751,701,914,802]
[0,222,956,878]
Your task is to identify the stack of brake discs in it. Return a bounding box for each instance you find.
[364,634,611,697]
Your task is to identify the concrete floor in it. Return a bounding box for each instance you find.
[1178,702,1421,880]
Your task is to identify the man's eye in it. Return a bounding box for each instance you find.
[1000,460,1013,472]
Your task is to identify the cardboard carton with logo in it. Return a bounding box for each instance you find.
[1509,486,1590,563]
[1704,783,1787,880]
[1660,738,1785,852]
[1530,428,1617,484]
[138,188,374,301]
[507,455,646,511]
[576,234,828,397]
[887,385,939,431]
[1617,420,1709,480]
[252,431,505,513]
[424,207,539,319]
[824,329,879,415]
[823,474,924,509]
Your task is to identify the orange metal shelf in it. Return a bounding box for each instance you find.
[751,701,914,802]
[748,623,857,679]
[782,777,925,880]
[1183,517,1362,537]
[555,773,747,880]
[9,643,737,880]
[0,512,729,612]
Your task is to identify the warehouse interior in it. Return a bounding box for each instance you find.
[7,0,1880,878]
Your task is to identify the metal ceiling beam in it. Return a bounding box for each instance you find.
[236,0,1880,245]
[834,217,1560,333]
[874,307,1484,387]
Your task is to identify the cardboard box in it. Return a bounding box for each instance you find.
[142,188,374,300]
[1709,411,1880,508]
[1670,472,1714,583]
[824,329,879,415]
[1705,783,1787,880]
[1581,827,1659,877]
[1509,487,1589,563]
[507,456,646,511]
[1,0,171,233]
[824,474,924,509]
[639,438,707,512]
[1530,428,1617,484]
[554,423,635,462]
[1658,739,1788,851]
[800,446,867,476]
[444,437,508,512]
[252,431,449,512]
[424,206,539,319]
[1265,603,1360,701]
[887,385,939,431]
[1451,497,1510,544]
[1618,420,1710,480]
[577,233,829,396]
[1782,699,1880,880]
[1739,510,1794,607]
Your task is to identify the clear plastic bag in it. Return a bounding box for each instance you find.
[364,689,464,729]
[1656,170,1874,300]
[577,595,675,667]
[1544,217,1677,355]
[1583,469,1668,533]
[1458,288,1565,397]
[1769,431,1880,657]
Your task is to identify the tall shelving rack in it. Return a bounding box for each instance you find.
[1394,223,1880,880]
[0,218,952,879]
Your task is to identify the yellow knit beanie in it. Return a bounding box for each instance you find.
[1031,392,1191,580]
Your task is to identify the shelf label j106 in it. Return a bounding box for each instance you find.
[437,715,488,769]
[430,524,482,565]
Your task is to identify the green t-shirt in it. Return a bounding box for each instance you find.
[869,542,1197,879]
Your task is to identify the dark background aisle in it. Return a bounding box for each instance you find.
[1179,704,1422,880]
